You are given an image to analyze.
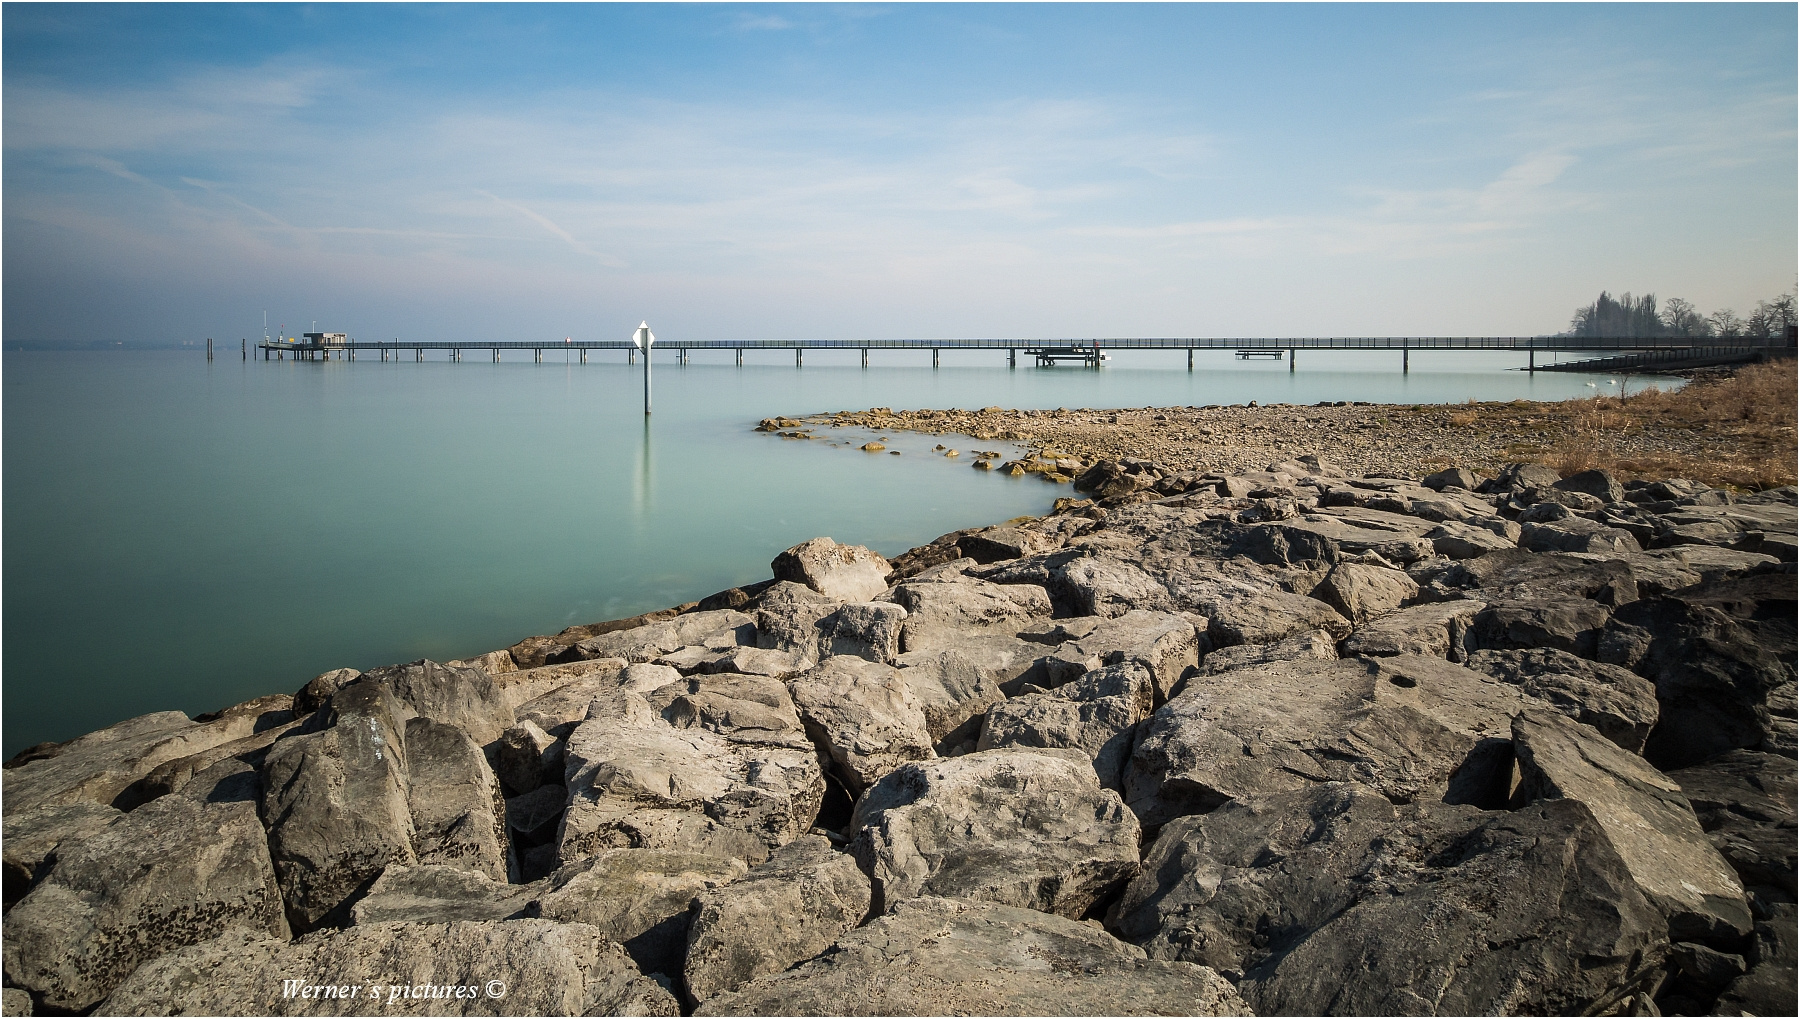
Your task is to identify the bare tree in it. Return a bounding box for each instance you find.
[1661,297,1709,337]
[1707,308,1744,338]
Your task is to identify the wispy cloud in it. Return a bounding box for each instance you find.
[476,190,627,267]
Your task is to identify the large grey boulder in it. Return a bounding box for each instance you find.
[754,581,842,662]
[262,679,417,932]
[1520,518,1642,555]
[1556,468,1627,504]
[978,662,1155,790]
[684,835,872,1004]
[2,794,287,1011]
[1053,555,1174,616]
[1426,519,1518,558]
[887,577,1051,652]
[891,649,1008,754]
[530,848,746,977]
[1201,627,1338,675]
[101,921,679,1016]
[772,537,891,602]
[2,801,121,908]
[1125,654,1525,829]
[350,864,537,925]
[566,610,755,665]
[1057,609,1201,703]
[1312,561,1419,625]
[404,717,507,881]
[1110,783,1669,1016]
[694,896,1248,1017]
[848,748,1140,918]
[489,657,628,712]
[513,663,680,735]
[815,602,907,664]
[787,656,934,796]
[295,667,362,715]
[1339,599,1484,659]
[2,706,281,816]
[1467,597,1613,658]
[1465,647,1658,752]
[1511,708,1751,940]
[139,714,308,801]
[357,659,516,746]
[558,687,823,867]
[1669,749,1797,895]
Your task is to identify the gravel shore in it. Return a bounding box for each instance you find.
[769,361,1796,488]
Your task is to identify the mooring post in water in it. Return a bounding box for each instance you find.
[861,348,868,368]
[796,348,803,368]
[1289,347,1295,373]
[736,349,743,366]
[634,322,655,415]
[1009,348,1016,368]
[1187,348,1193,371]
[241,338,246,361]
[932,348,940,369]
[1528,341,1535,374]
[1402,340,1410,375]
[206,338,213,361]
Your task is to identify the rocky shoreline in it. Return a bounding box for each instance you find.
[3,452,1796,1016]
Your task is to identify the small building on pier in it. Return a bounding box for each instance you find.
[302,332,347,347]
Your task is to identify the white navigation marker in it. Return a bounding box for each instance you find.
[634,321,656,415]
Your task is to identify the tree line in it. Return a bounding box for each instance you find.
[1564,289,1797,339]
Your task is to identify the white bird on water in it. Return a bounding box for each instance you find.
[1584,382,1597,387]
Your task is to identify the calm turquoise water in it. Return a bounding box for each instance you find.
[2,347,1670,754]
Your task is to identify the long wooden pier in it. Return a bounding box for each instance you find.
[255,334,1796,373]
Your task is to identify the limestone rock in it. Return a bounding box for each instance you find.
[1669,749,1797,894]
[891,649,1008,753]
[295,667,362,715]
[1520,518,1643,555]
[351,864,537,925]
[531,848,746,977]
[493,720,560,796]
[848,748,1140,918]
[2,794,287,1011]
[1,988,28,1017]
[1339,599,1484,659]
[977,662,1155,790]
[815,601,907,664]
[513,663,679,735]
[754,581,842,662]
[404,717,507,881]
[558,688,823,867]
[1511,708,1751,940]
[1467,597,1613,658]
[1125,654,1524,829]
[490,657,628,712]
[262,679,416,932]
[1060,609,1201,704]
[567,610,755,665]
[3,708,276,816]
[787,656,934,796]
[357,659,516,746]
[1313,561,1419,625]
[1426,519,1518,558]
[1465,647,1658,752]
[1201,628,1338,675]
[101,920,679,1017]
[773,537,892,602]
[1423,466,1481,491]
[1054,555,1174,616]
[1110,783,1669,1016]
[2,801,121,908]
[887,577,1051,652]
[695,897,1248,1017]
[684,835,872,1004]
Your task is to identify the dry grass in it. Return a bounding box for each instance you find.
[1531,359,1797,489]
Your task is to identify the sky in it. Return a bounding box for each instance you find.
[3,2,1795,344]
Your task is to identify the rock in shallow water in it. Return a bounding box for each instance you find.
[695,896,1248,1017]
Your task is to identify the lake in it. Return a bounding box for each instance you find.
[1,345,1668,754]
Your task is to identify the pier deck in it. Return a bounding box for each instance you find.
[255,334,1797,373]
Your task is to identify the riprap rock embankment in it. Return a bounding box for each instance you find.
[2,460,1794,1017]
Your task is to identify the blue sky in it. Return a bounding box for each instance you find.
[4,2,1794,343]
